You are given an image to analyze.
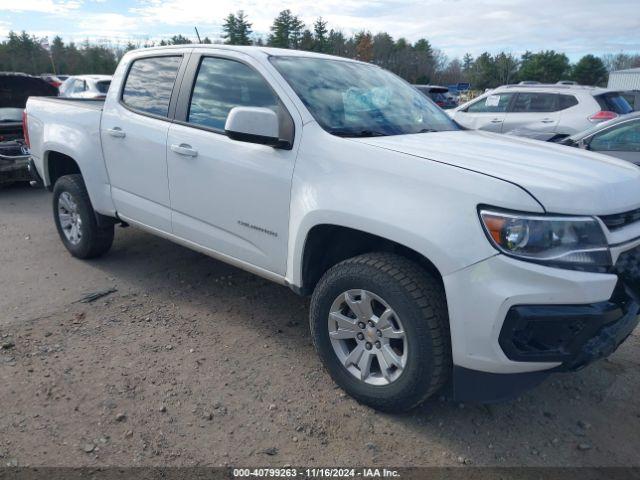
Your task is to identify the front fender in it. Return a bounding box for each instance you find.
[285,123,544,288]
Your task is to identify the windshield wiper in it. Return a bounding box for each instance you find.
[329,129,388,138]
[416,128,438,133]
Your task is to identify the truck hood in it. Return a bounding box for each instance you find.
[352,130,640,215]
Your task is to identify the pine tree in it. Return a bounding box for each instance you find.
[313,17,328,52]
[268,9,304,49]
[222,13,238,45]
[462,53,474,72]
[572,54,608,86]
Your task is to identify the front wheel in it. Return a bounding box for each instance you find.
[52,174,114,259]
[310,253,451,412]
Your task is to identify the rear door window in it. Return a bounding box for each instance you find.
[595,92,633,114]
[122,56,182,117]
[511,93,558,112]
[466,93,513,113]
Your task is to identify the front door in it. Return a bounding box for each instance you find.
[166,53,299,275]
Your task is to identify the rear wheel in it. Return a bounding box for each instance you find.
[52,174,114,259]
[310,252,451,412]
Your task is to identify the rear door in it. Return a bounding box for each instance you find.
[453,92,513,132]
[502,92,561,135]
[101,51,190,232]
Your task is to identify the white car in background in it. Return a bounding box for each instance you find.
[58,75,112,99]
[450,84,633,141]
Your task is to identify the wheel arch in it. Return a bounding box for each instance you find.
[44,150,82,190]
[296,223,444,296]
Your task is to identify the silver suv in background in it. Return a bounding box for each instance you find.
[58,75,112,100]
[449,84,633,141]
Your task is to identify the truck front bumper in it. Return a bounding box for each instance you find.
[445,247,640,402]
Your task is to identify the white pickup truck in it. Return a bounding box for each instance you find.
[25,45,640,411]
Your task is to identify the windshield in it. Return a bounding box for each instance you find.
[270,57,459,137]
[596,92,633,115]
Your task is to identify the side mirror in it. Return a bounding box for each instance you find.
[225,107,286,148]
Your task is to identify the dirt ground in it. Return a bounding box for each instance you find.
[1,184,639,468]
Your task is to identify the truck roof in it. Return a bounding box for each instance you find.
[129,44,363,63]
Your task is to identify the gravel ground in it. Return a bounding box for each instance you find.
[1,184,639,468]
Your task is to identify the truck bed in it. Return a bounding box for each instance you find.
[26,94,114,213]
[29,96,104,111]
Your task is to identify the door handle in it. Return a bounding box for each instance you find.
[107,127,126,138]
[170,143,198,157]
[490,118,502,123]
[541,118,555,123]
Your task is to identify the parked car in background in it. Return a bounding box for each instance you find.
[557,111,640,165]
[1,72,57,185]
[59,75,112,99]
[620,90,639,110]
[449,84,633,140]
[40,74,69,89]
[414,85,458,109]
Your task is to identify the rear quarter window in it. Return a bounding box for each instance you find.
[558,94,579,110]
[122,56,182,117]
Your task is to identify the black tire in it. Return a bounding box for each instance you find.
[310,252,451,412]
[52,174,114,259]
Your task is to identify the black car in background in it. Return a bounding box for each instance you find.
[1,72,57,185]
[414,84,458,109]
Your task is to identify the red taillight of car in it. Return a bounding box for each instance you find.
[588,111,618,122]
[22,110,30,148]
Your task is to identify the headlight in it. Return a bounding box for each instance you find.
[479,209,611,270]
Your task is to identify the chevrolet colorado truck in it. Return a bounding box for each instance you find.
[25,46,640,412]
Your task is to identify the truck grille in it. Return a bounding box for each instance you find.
[600,208,640,231]
[615,245,640,292]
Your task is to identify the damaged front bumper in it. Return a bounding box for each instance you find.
[454,283,639,403]
[451,245,640,403]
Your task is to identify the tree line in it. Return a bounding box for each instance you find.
[1,9,639,88]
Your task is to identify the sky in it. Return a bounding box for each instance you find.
[0,0,639,60]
